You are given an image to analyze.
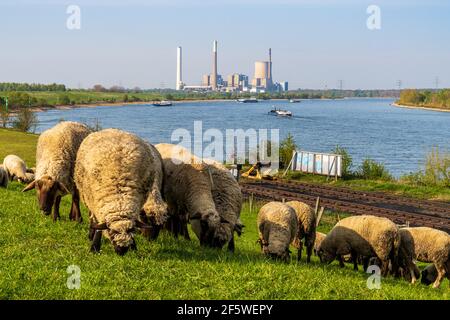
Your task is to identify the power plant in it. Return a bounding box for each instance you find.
[178,41,288,93]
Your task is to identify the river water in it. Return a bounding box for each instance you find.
[36,98,450,177]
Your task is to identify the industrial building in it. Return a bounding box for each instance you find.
[176,42,288,93]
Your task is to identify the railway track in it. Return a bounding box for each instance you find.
[240,179,450,233]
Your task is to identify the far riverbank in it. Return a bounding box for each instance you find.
[391,102,450,113]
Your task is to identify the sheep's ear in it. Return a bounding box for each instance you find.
[57,182,70,194]
[22,180,36,192]
[91,222,108,230]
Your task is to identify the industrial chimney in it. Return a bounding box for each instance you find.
[211,40,218,90]
[176,46,182,90]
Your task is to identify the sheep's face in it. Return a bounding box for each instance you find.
[317,248,336,264]
[421,266,437,285]
[22,176,69,215]
[266,248,290,262]
[108,220,136,256]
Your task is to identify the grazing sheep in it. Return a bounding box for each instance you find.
[155,143,221,246]
[397,227,450,288]
[3,155,30,183]
[191,164,244,251]
[75,128,160,255]
[257,202,298,261]
[286,201,317,262]
[0,165,8,188]
[23,121,91,222]
[314,232,327,256]
[140,143,168,241]
[317,215,400,276]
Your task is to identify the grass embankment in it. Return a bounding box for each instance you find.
[0,129,448,299]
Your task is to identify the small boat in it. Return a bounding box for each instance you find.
[289,99,301,103]
[237,98,258,103]
[153,100,172,107]
[268,107,293,117]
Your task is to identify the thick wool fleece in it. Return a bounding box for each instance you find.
[75,129,157,248]
[3,155,28,182]
[257,202,298,258]
[36,121,91,194]
[319,215,400,267]
[286,201,317,250]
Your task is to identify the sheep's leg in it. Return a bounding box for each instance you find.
[90,230,102,253]
[297,243,303,262]
[181,216,190,241]
[53,196,61,222]
[70,189,82,223]
[351,252,358,271]
[432,265,445,288]
[227,235,235,253]
[306,244,313,263]
[337,255,345,268]
[381,261,390,277]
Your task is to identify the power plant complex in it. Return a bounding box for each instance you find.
[176,41,288,93]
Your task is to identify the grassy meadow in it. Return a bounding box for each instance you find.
[0,129,448,299]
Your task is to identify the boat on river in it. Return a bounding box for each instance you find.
[153,100,173,107]
[268,107,293,117]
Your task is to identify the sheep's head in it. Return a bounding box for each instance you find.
[421,265,437,285]
[191,209,221,247]
[267,248,291,262]
[317,247,336,264]
[22,175,69,215]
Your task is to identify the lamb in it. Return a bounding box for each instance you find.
[74,128,161,255]
[140,143,169,241]
[23,121,91,222]
[317,215,400,276]
[286,201,317,262]
[3,155,31,183]
[397,227,450,288]
[257,202,298,261]
[155,143,221,246]
[0,165,8,188]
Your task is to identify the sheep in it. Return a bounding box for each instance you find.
[257,202,298,261]
[3,155,31,183]
[397,227,450,288]
[22,121,91,222]
[0,164,8,188]
[420,264,449,286]
[140,143,169,241]
[74,128,161,255]
[286,201,317,263]
[191,164,244,251]
[314,232,327,256]
[155,143,221,246]
[317,215,400,276]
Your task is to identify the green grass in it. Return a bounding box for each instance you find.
[0,129,448,299]
[0,128,38,167]
[0,185,448,300]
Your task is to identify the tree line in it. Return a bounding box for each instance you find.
[398,89,450,109]
[0,82,66,92]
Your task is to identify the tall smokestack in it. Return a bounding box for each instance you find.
[268,48,273,88]
[211,40,218,90]
[176,46,182,90]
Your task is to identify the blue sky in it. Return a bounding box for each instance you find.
[0,0,449,89]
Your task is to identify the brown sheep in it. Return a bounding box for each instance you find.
[317,215,400,276]
[286,201,316,263]
[397,227,450,288]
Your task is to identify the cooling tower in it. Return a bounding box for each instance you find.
[254,61,269,79]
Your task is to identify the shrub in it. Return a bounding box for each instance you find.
[1,109,10,128]
[279,133,297,169]
[357,158,392,180]
[12,107,38,133]
[423,148,450,187]
[332,145,353,178]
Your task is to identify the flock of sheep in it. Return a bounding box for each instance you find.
[1,121,449,290]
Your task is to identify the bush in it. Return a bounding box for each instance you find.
[1,109,10,128]
[59,94,71,105]
[332,145,353,178]
[12,107,38,133]
[279,133,297,169]
[357,158,392,180]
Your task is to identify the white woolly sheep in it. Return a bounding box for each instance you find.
[3,155,30,183]
[23,121,91,222]
[257,202,298,261]
[155,143,221,246]
[397,227,450,288]
[0,164,8,188]
[75,128,160,255]
[286,201,317,262]
[317,215,400,276]
[314,231,327,256]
